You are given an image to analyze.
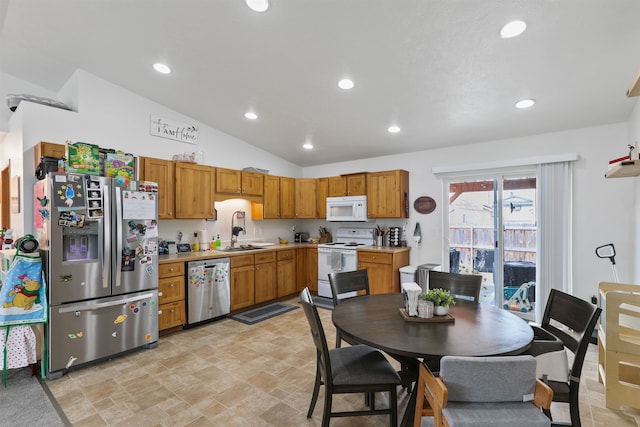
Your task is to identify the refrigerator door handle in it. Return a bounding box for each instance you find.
[102,184,111,289]
[55,292,156,313]
[114,186,123,288]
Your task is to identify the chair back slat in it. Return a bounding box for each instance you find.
[328,269,370,306]
[541,289,601,381]
[427,270,482,305]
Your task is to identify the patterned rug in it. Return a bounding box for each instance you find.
[230,302,299,325]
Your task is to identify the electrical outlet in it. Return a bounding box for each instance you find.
[292,225,296,233]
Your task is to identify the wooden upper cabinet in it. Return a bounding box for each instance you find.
[328,176,347,197]
[34,141,66,169]
[328,173,367,197]
[366,169,409,218]
[263,175,280,218]
[279,177,295,219]
[346,173,367,195]
[175,163,216,219]
[141,157,175,219]
[316,178,328,219]
[294,178,317,218]
[242,171,264,196]
[216,168,264,196]
[216,168,241,193]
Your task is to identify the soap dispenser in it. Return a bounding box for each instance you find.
[215,234,221,248]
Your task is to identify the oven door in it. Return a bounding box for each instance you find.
[318,248,358,298]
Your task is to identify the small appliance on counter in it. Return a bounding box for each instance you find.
[295,232,310,243]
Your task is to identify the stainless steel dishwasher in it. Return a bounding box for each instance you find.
[186,258,230,326]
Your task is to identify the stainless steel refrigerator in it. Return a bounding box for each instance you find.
[34,172,159,378]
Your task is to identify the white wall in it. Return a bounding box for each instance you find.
[304,123,636,304]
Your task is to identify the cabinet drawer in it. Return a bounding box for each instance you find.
[358,251,392,264]
[159,275,185,303]
[277,249,296,261]
[230,254,254,268]
[159,262,184,277]
[159,300,185,330]
[255,251,276,264]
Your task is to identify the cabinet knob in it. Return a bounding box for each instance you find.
[170,309,175,313]
[169,267,175,272]
[170,283,174,287]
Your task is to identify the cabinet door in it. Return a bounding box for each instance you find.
[366,170,409,218]
[230,265,255,310]
[316,178,328,219]
[277,258,297,297]
[158,275,185,304]
[159,300,185,330]
[34,141,66,169]
[296,247,308,292]
[347,173,367,195]
[142,157,175,219]
[254,262,277,303]
[358,262,393,294]
[263,175,280,218]
[328,176,347,197]
[280,177,295,219]
[295,178,317,218]
[307,247,318,292]
[176,163,216,219]
[216,168,241,194]
[242,172,264,196]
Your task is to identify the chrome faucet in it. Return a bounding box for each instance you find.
[230,210,246,248]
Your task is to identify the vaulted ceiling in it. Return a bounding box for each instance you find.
[1,1,639,166]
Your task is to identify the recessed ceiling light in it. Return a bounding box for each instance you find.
[246,0,269,12]
[153,63,171,74]
[338,78,355,90]
[303,141,314,150]
[244,111,258,120]
[515,99,535,109]
[500,20,527,38]
[388,125,401,134]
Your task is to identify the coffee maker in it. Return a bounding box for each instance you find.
[294,232,309,243]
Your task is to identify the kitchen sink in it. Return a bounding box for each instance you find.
[216,245,265,252]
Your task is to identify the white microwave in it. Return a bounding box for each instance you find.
[326,196,368,222]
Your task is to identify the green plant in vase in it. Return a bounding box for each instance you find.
[421,288,455,315]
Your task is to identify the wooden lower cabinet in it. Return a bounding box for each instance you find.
[277,249,297,297]
[358,249,410,294]
[158,262,186,330]
[307,246,318,292]
[254,251,277,304]
[230,255,255,311]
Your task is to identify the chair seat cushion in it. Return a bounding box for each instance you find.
[442,401,550,427]
[329,345,401,386]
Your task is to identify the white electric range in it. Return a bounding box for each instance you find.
[317,227,375,299]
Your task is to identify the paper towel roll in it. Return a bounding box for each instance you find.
[198,229,209,244]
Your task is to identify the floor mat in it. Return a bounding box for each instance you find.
[230,302,299,325]
[0,368,68,427]
[312,296,334,310]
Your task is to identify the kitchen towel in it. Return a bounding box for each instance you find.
[331,251,342,271]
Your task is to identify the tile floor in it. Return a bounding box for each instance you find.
[43,298,640,426]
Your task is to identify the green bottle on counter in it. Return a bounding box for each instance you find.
[215,234,221,248]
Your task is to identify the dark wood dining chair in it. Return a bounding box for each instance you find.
[426,270,482,305]
[328,269,370,348]
[299,287,401,427]
[534,289,601,427]
[329,269,419,391]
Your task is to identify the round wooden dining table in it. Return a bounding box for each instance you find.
[332,293,534,427]
[332,293,533,359]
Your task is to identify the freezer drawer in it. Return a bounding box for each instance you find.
[47,290,158,376]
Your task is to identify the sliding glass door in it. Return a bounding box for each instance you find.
[446,171,537,321]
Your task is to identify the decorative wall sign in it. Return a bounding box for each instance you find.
[150,115,198,145]
[414,196,436,214]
